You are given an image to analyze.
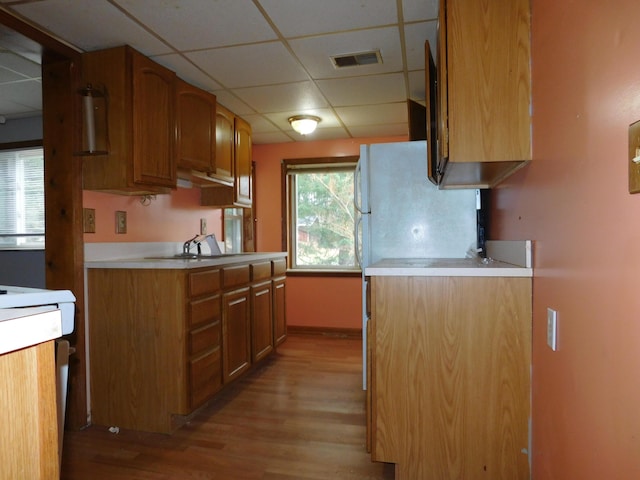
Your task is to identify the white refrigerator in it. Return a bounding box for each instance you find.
[355,141,479,388]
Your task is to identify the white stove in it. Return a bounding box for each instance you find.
[0,285,76,335]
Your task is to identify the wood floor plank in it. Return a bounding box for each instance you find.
[61,334,394,479]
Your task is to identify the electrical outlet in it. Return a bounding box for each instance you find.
[547,308,558,351]
[83,208,96,233]
[115,211,127,234]
[200,218,207,235]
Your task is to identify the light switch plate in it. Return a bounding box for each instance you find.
[115,211,127,234]
[83,208,96,233]
[547,308,558,351]
[628,120,640,193]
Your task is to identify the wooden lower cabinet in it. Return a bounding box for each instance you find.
[0,341,59,479]
[251,280,273,362]
[221,287,251,383]
[369,275,531,480]
[272,276,286,346]
[272,258,287,346]
[87,257,286,434]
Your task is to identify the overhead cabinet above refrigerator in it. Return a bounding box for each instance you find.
[431,0,532,188]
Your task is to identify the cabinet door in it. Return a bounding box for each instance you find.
[176,79,215,172]
[214,104,235,183]
[132,51,176,187]
[221,287,251,383]
[251,280,273,362]
[234,115,252,207]
[272,276,287,346]
[189,347,222,409]
[372,276,531,479]
[444,0,531,164]
[437,0,449,162]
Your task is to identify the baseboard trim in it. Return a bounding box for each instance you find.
[287,326,362,339]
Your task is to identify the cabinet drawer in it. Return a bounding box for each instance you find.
[251,261,271,281]
[272,258,286,276]
[189,294,220,328]
[189,269,221,297]
[222,264,250,289]
[189,321,221,356]
[189,347,222,408]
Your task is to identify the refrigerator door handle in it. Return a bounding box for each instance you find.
[354,213,363,268]
[354,160,368,214]
[354,161,362,213]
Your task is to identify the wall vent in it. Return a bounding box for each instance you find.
[331,50,382,68]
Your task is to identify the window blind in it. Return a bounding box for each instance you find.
[0,147,44,248]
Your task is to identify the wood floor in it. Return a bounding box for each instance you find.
[61,334,395,479]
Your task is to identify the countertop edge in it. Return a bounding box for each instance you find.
[364,265,533,277]
[85,252,287,270]
[0,307,62,355]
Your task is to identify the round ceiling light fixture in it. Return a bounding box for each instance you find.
[288,115,321,135]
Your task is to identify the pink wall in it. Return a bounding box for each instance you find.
[491,1,640,477]
[253,136,406,330]
[83,188,223,243]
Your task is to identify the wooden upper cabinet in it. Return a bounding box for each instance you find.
[437,0,531,189]
[234,116,252,207]
[213,104,235,184]
[200,106,253,208]
[82,45,177,194]
[176,78,216,174]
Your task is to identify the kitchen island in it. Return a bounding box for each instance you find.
[365,243,532,479]
[85,252,287,434]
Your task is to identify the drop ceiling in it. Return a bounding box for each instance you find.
[0,0,438,143]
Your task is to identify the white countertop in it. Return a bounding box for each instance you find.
[365,257,532,277]
[85,252,287,270]
[0,306,62,355]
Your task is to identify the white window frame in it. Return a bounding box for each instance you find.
[0,143,45,250]
[283,156,360,274]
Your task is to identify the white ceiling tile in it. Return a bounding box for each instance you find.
[187,42,310,89]
[259,0,397,37]
[335,102,407,126]
[152,54,222,91]
[0,81,42,116]
[212,90,255,116]
[11,0,171,55]
[404,21,437,71]
[252,131,294,145]
[408,70,426,101]
[317,73,407,106]
[0,52,40,78]
[0,67,29,84]
[349,123,409,138]
[289,27,402,79]
[402,0,439,22]
[114,0,277,50]
[240,114,279,133]
[232,81,328,114]
[293,127,351,142]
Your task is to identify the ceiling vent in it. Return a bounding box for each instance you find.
[331,50,382,68]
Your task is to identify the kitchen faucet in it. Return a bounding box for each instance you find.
[182,234,199,255]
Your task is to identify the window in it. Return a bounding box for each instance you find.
[224,208,243,253]
[283,156,359,272]
[0,146,45,249]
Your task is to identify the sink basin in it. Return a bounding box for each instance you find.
[145,253,246,260]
